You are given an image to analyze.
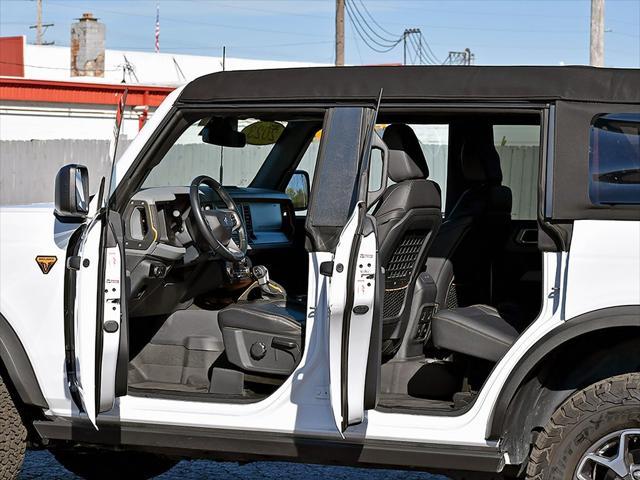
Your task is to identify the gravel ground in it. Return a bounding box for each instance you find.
[20,450,451,479]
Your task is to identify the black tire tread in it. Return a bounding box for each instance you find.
[525,372,640,480]
[0,374,27,480]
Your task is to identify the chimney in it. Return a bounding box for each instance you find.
[70,13,105,77]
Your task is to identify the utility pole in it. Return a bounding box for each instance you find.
[35,0,42,44]
[445,49,475,66]
[30,0,54,45]
[402,28,421,65]
[335,0,345,66]
[590,0,605,66]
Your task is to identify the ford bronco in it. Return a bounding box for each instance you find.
[0,66,639,480]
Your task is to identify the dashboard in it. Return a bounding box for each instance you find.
[123,186,297,317]
[124,185,295,257]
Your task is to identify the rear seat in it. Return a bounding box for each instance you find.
[431,305,519,362]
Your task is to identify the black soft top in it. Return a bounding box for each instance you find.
[179,65,640,105]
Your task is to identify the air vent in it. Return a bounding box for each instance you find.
[242,204,255,239]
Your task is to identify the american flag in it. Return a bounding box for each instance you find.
[154,3,160,53]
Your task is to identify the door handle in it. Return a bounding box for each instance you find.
[516,228,538,245]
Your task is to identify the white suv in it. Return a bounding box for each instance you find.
[0,66,639,480]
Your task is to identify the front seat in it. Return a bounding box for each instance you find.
[375,124,442,350]
[218,124,443,374]
[426,133,512,309]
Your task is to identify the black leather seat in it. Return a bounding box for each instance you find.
[375,124,442,350]
[218,301,305,376]
[428,132,517,363]
[426,134,512,308]
[431,305,518,362]
[218,124,442,373]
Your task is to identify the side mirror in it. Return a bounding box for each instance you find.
[286,170,310,211]
[55,164,89,219]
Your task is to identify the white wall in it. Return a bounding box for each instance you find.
[0,101,149,141]
[23,43,328,86]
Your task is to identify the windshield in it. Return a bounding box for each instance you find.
[142,118,286,189]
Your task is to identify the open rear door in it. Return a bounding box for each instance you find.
[327,104,388,433]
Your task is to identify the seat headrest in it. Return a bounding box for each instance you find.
[460,137,503,184]
[382,124,429,182]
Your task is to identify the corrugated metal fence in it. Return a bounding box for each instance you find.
[0,140,539,219]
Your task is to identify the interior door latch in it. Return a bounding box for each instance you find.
[320,261,334,277]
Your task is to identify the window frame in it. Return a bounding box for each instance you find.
[588,112,640,206]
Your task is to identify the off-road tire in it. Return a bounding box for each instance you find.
[526,372,640,480]
[0,374,27,479]
[51,448,178,480]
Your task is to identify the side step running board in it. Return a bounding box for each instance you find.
[33,417,504,474]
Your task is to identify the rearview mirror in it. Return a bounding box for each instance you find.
[200,117,246,148]
[286,170,310,211]
[54,164,89,219]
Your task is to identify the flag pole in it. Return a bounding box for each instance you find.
[155,3,160,53]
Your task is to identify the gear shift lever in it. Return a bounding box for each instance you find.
[251,265,285,299]
[252,265,270,287]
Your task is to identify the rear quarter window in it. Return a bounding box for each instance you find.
[589,113,640,205]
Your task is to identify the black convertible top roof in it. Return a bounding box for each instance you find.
[178,65,640,105]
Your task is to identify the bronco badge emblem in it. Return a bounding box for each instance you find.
[35,256,57,274]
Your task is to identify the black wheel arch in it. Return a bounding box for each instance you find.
[489,305,640,465]
[0,312,48,409]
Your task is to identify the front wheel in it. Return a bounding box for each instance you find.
[526,373,640,480]
[51,448,178,480]
[0,374,27,479]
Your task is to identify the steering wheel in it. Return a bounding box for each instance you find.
[189,175,247,262]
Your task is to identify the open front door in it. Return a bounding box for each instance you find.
[327,113,388,433]
[66,92,127,427]
[69,213,123,426]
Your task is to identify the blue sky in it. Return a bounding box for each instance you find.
[1,0,638,67]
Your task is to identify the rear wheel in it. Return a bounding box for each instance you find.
[0,374,27,479]
[51,448,179,480]
[526,373,640,480]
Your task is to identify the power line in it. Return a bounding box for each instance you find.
[355,0,400,39]
[348,0,399,45]
[420,34,442,64]
[344,0,401,53]
[344,0,401,51]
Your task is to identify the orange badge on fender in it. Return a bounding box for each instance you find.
[35,256,57,274]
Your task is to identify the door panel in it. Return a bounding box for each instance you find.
[98,227,123,412]
[344,216,378,425]
[71,214,123,426]
[72,215,102,426]
[328,207,379,431]
[328,207,360,432]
